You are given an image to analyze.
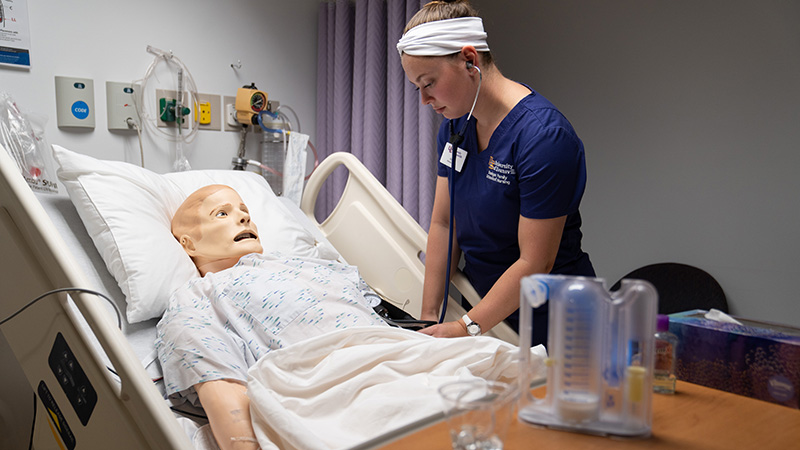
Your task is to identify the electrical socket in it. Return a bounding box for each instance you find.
[106,81,137,131]
[223,95,239,131]
[195,93,221,131]
[156,89,189,129]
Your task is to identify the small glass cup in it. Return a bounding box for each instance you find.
[438,379,518,450]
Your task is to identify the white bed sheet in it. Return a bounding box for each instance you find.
[246,326,546,450]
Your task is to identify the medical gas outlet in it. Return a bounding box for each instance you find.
[196,101,211,125]
[194,93,221,131]
[159,98,190,124]
[156,89,190,129]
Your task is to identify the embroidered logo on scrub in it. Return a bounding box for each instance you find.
[486,156,515,185]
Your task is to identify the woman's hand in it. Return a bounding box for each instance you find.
[418,319,468,338]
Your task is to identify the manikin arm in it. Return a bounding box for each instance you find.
[195,379,259,450]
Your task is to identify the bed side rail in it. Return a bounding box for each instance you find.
[0,146,192,449]
[300,152,518,344]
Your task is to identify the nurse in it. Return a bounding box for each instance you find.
[398,0,595,346]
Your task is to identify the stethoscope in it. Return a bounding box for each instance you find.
[439,60,482,324]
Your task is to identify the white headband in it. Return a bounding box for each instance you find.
[396,17,489,56]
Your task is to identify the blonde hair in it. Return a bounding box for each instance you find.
[171,184,232,242]
[404,0,493,65]
[404,0,477,32]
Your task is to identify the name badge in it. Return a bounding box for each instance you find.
[440,142,467,172]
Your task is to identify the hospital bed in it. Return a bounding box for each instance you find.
[0,142,522,450]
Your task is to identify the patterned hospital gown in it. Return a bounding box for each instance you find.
[155,252,388,403]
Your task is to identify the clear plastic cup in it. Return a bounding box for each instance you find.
[438,379,518,450]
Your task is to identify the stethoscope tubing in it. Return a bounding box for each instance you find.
[438,65,481,324]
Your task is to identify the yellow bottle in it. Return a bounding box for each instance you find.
[654,314,678,394]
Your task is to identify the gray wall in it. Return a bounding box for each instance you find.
[1,0,320,173]
[474,0,800,326]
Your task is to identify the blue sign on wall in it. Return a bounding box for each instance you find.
[71,101,89,120]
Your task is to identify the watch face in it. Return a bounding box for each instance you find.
[467,322,481,336]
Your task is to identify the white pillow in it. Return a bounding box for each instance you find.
[52,145,339,323]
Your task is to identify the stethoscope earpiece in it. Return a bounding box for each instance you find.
[466,61,481,78]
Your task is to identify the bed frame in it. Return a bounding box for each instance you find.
[0,147,193,449]
[0,146,517,449]
[301,152,518,344]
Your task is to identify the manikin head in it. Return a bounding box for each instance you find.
[171,185,263,276]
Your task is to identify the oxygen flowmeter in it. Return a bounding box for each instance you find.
[235,83,269,125]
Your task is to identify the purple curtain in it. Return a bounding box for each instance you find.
[316,0,440,230]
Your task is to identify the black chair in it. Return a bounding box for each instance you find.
[611,262,728,315]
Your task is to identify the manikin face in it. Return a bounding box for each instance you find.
[401,54,474,119]
[181,187,263,264]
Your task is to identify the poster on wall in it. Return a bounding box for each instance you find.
[0,0,31,68]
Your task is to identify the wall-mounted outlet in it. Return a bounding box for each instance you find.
[106,82,137,131]
[156,89,189,129]
[195,93,221,131]
[223,95,239,132]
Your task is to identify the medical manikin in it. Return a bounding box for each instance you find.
[156,185,387,450]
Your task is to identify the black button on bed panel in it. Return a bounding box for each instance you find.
[48,332,97,426]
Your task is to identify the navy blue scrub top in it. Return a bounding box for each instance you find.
[435,88,595,344]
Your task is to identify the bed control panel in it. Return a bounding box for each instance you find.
[48,332,97,426]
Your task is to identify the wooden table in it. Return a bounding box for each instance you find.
[377,381,800,449]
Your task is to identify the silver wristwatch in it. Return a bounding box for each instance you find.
[462,313,482,336]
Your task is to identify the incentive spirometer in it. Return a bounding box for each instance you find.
[518,274,658,437]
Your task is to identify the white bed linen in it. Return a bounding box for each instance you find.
[246,326,546,450]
